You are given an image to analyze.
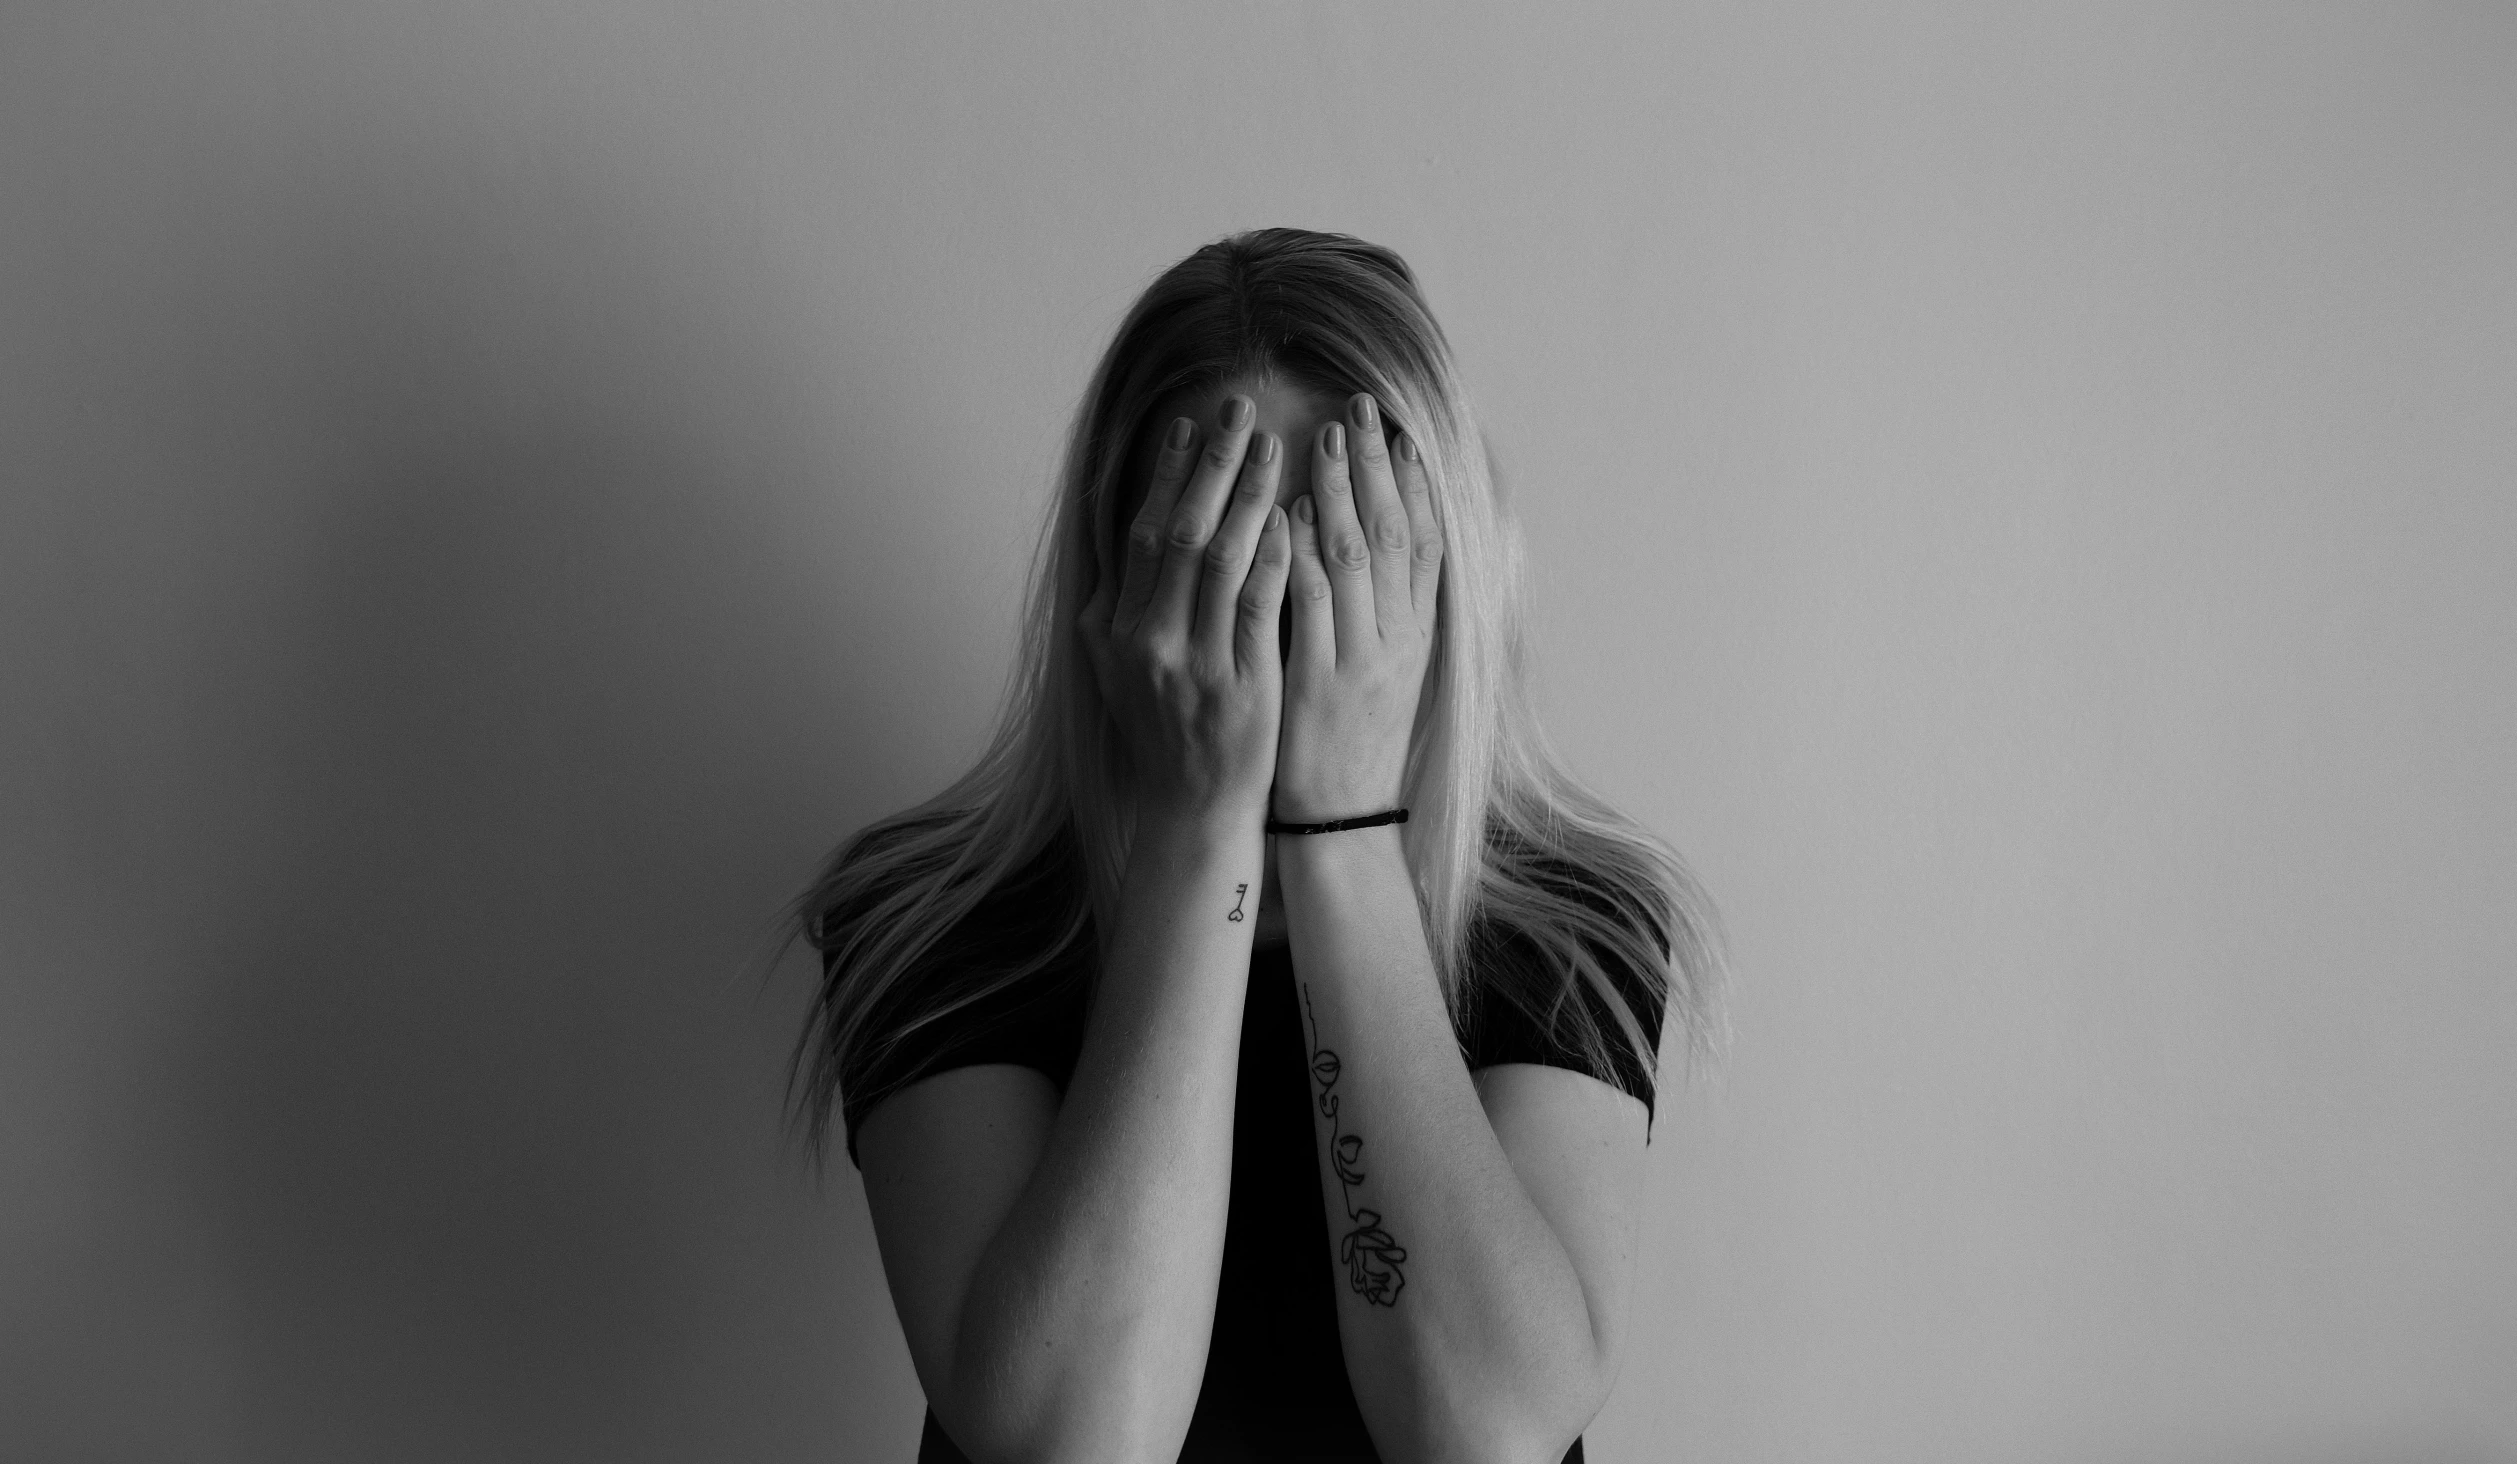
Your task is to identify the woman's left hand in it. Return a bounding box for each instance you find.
[1275,393,1444,825]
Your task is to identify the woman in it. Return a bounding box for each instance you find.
[791,228,1722,1463]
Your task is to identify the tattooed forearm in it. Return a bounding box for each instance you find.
[1301,981,1407,1307]
[1228,883,1248,922]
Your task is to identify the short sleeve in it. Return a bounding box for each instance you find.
[832,846,1095,1168]
[1459,864,1670,1124]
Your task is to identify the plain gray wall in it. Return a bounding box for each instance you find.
[4,4,2511,1461]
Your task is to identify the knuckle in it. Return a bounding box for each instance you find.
[1298,575,1334,603]
[1414,534,1445,567]
[1206,443,1240,470]
[1127,521,1165,557]
[1204,538,1247,575]
[1372,514,1410,551]
[1166,516,1209,551]
[1330,531,1371,570]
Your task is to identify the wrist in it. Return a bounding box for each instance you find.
[1270,817,1407,877]
[1132,798,1266,857]
[1119,801,1269,946]
[1267,785,1406,827]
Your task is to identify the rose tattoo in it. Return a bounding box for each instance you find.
[1301,983,1407,1307]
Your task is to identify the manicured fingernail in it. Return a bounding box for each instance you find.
[1353,395,1378,431]
[1325,422,1345,460]
[1222,396,1252,431]
[1296,495,1316,524]
[1266,504,1284,531]
[1396,432,1419,463]
[1256,432,1278,465]
[1167,417,1193,450]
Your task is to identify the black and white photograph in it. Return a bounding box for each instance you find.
[4,5,2511,1462]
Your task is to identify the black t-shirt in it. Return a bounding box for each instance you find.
[834,842,1665,1463]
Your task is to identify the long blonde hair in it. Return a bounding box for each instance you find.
[787,228,1724,1164]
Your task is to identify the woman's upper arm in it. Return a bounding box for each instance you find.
[1470,1063,1653,1373]
[854,1063,1061,1410]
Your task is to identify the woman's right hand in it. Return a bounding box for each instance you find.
[1078,394,1293,827]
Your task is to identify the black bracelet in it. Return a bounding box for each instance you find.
[1265,808,1409,836]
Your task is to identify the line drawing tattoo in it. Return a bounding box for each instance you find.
[1300,980,1407,1307]
[1227,883,1248,923]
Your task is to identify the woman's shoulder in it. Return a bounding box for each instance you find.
[815,816,1089,965]
[825,824,1097,1165]
[1467,848,1673,977]
[1460,848,1673,1115]
[1506,846,1672,945]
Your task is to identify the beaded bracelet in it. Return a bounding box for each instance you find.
[1264,808,1409,836]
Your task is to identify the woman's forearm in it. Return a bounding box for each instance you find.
[1280,825,1609,1464]
[941,809,1261,1464]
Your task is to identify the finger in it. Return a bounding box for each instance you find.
[1310,409,1378,657]
[1345,393,1413,640]
[1391,429,1444,629]
[1233,502,1291,675]
[1113,415,1199,636]
[1286,493,1336,674]
[1147,394,1255,638]
[1194,428,1284,658]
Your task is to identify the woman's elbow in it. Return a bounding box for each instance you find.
[930,1367,1191,1464]
[1403,1356,1614,1464]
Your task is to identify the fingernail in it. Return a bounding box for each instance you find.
[1255,432,1278,465]
[1296,495,1316,524]
[1325,422,1345,460]
[1353,395,1378,431]
[1396,432,1419,463]
[1167,417,1193,450]
[1223,397,1252,431]
[1266,504,1285,531]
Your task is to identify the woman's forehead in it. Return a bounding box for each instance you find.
[1150,376,1345,444]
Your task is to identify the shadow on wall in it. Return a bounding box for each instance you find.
[121,132,902,1457]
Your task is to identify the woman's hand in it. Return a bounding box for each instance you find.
[1276,394,1444,825]
[1078,395,1294,827]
